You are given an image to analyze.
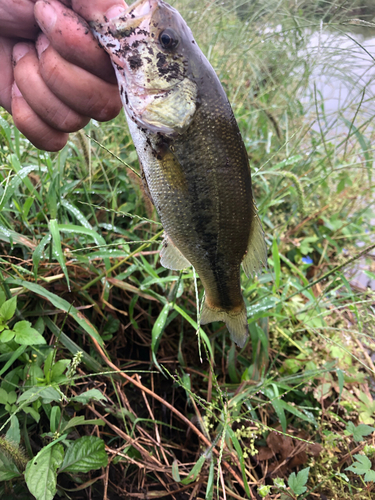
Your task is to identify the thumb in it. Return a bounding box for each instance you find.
[71,0,128,24]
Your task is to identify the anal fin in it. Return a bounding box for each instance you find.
[160,235,190,271]
[242,211,267,278]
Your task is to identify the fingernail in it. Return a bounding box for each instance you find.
[12,43,32,64]
[105,5,128,20]
[34,0,57,34]
[12,82,22,98]
[36,34,50,57]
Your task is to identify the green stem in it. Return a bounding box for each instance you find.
[86,134,141,178]
[81,229,164,291]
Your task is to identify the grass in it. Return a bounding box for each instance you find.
[1,0,375,499]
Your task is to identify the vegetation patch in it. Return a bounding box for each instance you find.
[1,0,375,498]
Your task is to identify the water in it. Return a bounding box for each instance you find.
[304,26,375,134]
[304,26,375,291]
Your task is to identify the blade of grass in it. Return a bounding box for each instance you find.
[49,219,70,291]
[4,278,103,346]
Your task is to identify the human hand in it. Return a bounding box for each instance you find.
[0,0,127,151]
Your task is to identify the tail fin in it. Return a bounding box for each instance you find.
[200,301,249,348]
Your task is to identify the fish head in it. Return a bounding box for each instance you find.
[91,0,200,135]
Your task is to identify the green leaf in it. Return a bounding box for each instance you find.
[60,200,93,229]
[23,196,34,218]
[0,388,8,404]
[0,345,26,376]
[152,303,171,371]
[60,416,84,433]
[28,363,44,386]
[365,469,375,482]
[342,118,372,179]
[0,116,12,146]
[346,454,372,476]
[181,454,206,485]
[345,421,375,442]
[70,389,107,404]
[9,154,42,202]
[51,359,70,381]
[336,368,344,404]
[0,449,21,481]
[49,219,70,291]
[59,436,108,473]
[5,415,20,445]
[247,296,279,321]
[34,317,45,335]
[152,303,170,352]
[258,485,272,498]
[263,385,286,433]
[272,237,281,291]
[206,458,215,500]
[18,386,62,405]
[6,391,16,404]
[288,466,310,495]
[50,406,61,434]
[43,350,54,381]
[33,234,52,281]
[23,405,41,423]
[45,175,58,219]
[226,427,251,498]
[5,279,103,346]
[227,342,240,383]
[173,304,213,358]
[43,316,104,373]
[0,165,45,211]
[0,328,15,343]
[171,460,181,482]
[0,225,35,248]
[25,443,64,500]
[57,223,111,272]
[13,321,46,345]
[60,416,104,434]
[278,399,317,427]
[0,296,17,321]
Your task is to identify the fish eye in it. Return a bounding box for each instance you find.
[159,28,179,50]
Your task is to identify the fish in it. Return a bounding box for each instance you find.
[91,0,267,347]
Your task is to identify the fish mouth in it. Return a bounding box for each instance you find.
[91,0,159,37]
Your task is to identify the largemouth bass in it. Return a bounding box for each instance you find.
[91,0,266,347]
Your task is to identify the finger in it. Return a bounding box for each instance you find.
[34,0,116,84]
[0,38,15,113]
[11,83,69,152]
[71,0,128,24]
[0,0,39,40]
[37,34,122,122]
[13,42,90,133]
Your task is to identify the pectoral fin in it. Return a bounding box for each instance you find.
[160,235,190,271]
[242,211,267,278]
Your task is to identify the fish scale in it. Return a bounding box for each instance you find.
[91,0,267,347]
